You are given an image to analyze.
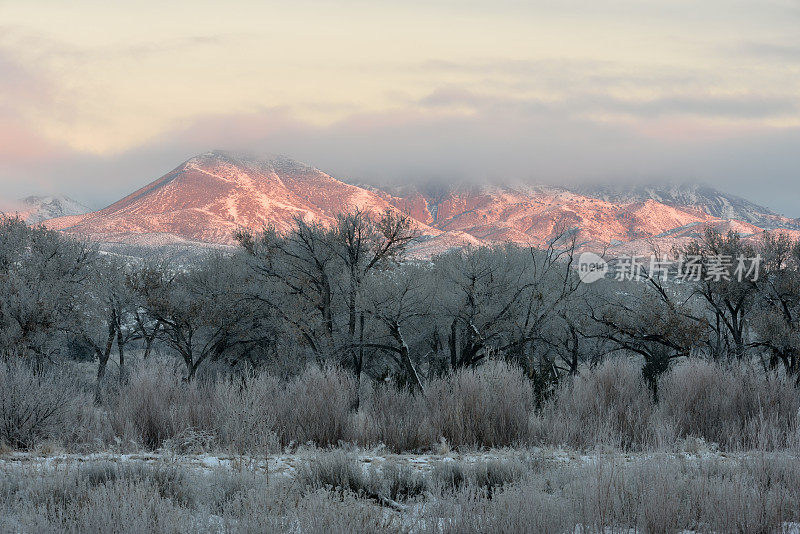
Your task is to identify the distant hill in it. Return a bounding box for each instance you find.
[44,151,800,257]
[4,195,91,224]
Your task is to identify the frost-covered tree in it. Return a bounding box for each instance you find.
[0,217,96,365]
[751,232,800,377]
[431,232,581,377]
[139,254,262,379]
[235,209,416,378]
[361,264,433,392]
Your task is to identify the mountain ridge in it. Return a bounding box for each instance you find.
[1,195,91,225]
[43,151,800,257]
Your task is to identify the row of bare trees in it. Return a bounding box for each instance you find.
[1,213,799,397]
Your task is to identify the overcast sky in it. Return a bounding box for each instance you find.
[1,0,798,216]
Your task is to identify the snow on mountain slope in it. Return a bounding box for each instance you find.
[46,151,440,245]
[380,182,800,251]
[574,182,800,231]
[42,151,799,257]
[4,195,91,224]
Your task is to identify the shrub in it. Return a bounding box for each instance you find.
[426,360,534,449]
[533,357,655,450]
[355,383,434,452]
[213,373,281,454]
[275,364,356,447]
[110,360,216,450]
[656,359,800,449]
[380,461,427,501]
[430,458,525,495]
[294,449,370,494]
[0,361,92,450]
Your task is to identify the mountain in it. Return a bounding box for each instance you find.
[377,183,799,252]
[4,195,90,224]
[45,151,800,257]
[572,183,800,231]
[45,151,478,256]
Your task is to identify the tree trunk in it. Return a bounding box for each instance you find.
[390,322,424,393]
[449,319,458,370]
[353,311,365,411]
[94,324,115,403]
[322,277,333,339]
[95,352,108,403]
[143,335,154,359]
[116,326,126,383]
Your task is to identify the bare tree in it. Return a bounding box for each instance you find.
[751,232,800,377]
[236,218,339,359]
[0,217,97,366]
[361,264,432,392]
[678,228,760,360]
[141,254,260,379]
[236,209,416,381]
[331,208,416,382]
[432,231,581,378]
[124,261,166,360]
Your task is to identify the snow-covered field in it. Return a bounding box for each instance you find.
[3,446,800,532]
[0,444,756,478]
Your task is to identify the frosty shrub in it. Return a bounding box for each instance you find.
[2,451,800,533]
[430,457,526,495]
[294,449,369,494]
[274,364,356,447]
[212,372,281,454]
[656,359,800,450]
[355,383,434,452]
[533,357,655,450]
[426,360,534,449]
[379,460,427,501]
[110,359,217,450]
[0,361,92,450]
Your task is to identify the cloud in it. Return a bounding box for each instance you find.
[0,25,246,64]
[0,46,52,104]
[4,102,798,215]
[593,94,798,119]
[419,87,798,121]
[740,42,800,62]
[0,47,70,167]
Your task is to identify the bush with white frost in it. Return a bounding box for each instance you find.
[0,361,91,450]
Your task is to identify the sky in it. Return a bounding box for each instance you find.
[1,0,799,216]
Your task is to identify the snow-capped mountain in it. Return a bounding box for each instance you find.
[44,151,476,256]
[376,181,799,252]
[44,151,800,257]
[5,195,91,224]
[572,183,800,231]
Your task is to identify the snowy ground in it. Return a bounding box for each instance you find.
[0,444,781,478]
[3,447,800,533]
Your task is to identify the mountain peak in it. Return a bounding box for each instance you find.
[4,194,91,224]
[42,152,800,257]
[185,150,314,175]
[570,181,794,229]
[45,151,429,245]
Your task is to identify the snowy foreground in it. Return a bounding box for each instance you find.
[2,446,800,533]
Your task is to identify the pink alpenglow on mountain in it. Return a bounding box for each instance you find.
[45,151,800,256]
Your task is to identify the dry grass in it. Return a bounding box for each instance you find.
[425,360,535,449]
[532,358,655,450]
[657,358,800,450]
[1,355,798,456]
[275,364,357,447]
[2,451,800,533]
[109,360,217,450]
[356,383,434,452]
[0,361,95,450]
